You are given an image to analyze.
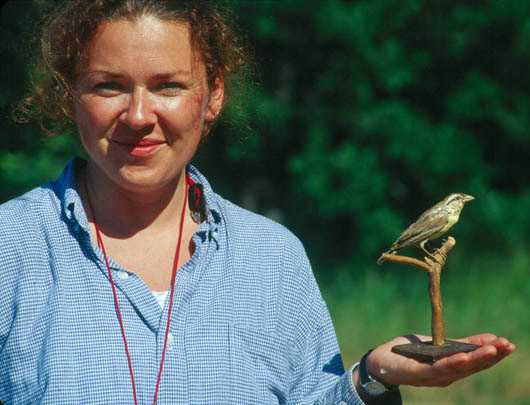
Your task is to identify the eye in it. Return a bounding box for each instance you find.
[158,82,179,89]
[94,82,124,91]
[155,82,184,94]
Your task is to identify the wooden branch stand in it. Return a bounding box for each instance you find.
[380,237,480,363]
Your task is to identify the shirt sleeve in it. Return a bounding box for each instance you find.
[281,241,366,405]
[313,364,366,405]
[289,313,367,405]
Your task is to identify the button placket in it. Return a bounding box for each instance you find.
[167,333,175,349]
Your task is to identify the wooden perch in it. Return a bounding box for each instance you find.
[379,237,456,346]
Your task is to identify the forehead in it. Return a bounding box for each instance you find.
[80,15,204,77]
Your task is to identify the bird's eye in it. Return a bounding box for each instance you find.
[447,196,460,204]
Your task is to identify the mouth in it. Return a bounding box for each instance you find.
[463,194,475,203]
[112,138,165,157]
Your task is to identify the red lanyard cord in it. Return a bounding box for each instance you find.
[95,226,138,404]
[86,174,190,405]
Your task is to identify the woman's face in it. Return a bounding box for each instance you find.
[74,15,223,194]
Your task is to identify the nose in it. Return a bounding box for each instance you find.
[120,87,156,130]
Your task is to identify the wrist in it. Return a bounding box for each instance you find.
[353,350,401,404]
[363,350,399,390]
[352,363,371,404]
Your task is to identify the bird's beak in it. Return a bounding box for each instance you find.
[462,194,475,203]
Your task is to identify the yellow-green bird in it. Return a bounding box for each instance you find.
[377,193,474,265]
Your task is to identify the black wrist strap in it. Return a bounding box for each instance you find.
[358,350,403,405]
[360,350,399,390]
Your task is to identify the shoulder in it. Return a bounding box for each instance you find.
[216,194,306,260]
[0,184,58,238]
[0,157,83,245]
[188,165,315,288]
[212,193,321,310]
[0,184,62,273]
[188,165,301,250]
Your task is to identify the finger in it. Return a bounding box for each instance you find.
[410,348,492,386]
[429,342,509,381]
[455,335,516,363]
[467,339,515,369]
[459,334,516,350]
[489,337,516,354]
[464,336,516,361]
[458,333,498,346]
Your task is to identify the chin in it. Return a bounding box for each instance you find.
[116,168,177,192]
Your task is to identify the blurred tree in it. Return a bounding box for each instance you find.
[220,0,530,274]
[0,0,80,201]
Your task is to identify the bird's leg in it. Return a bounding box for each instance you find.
[420,240,440,263]
[431,239,448,262]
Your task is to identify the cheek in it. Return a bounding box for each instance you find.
[162,95,207,132]
[75,98,123,137]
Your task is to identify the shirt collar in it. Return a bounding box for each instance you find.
[186,164,222,227]
[57,157,90,234]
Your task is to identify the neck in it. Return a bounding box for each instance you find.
[81,161,189,239]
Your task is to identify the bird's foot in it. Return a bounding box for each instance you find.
[425,248,447,264]
[377,251,396,265]
[422,248,441,264]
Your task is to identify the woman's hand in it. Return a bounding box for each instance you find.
[366,333,515,387]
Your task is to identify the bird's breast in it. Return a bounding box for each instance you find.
[441,212,460,233]
[426,212,460,241]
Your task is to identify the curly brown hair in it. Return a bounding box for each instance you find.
[14,0,254,137]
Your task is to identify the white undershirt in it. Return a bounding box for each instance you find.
[151,291,169,309]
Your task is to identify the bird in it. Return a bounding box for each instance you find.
[377,193,474,265]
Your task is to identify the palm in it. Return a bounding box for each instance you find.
[367,334,515,387]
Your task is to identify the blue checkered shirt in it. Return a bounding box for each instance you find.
[0,158,364,404]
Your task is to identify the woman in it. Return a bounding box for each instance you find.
[0,0,514,404]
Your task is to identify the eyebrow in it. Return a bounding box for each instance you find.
[82,70,190,79]
[152,71,190,80]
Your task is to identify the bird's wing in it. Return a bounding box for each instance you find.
[391,208,449,249]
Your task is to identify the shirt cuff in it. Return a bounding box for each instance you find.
[339,363,367,405]
[347,362,403,405]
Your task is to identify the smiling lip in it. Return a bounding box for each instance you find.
[113,139,164,157]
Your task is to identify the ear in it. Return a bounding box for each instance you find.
[204,75,225,122]
[64,84,82,122]
[65,90,76,120]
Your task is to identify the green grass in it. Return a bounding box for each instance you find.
[322,250,529,404]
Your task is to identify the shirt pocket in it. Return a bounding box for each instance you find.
[184,320,286,404]
[229,323,287,404]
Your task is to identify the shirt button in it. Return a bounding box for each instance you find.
[167,333,175,347]
[339,402,347,405]
[117,270,129,279]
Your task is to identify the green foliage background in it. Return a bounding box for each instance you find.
[1,0,528,403]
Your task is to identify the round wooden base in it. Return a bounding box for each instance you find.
[392,339,480,363]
